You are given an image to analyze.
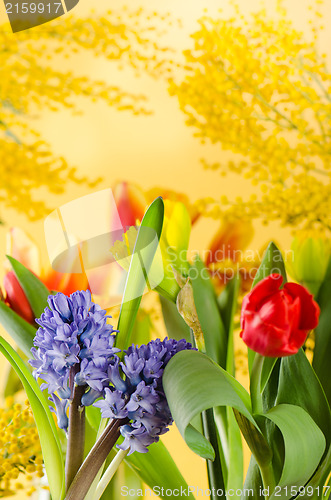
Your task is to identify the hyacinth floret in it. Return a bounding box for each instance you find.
[94,337,195,455]
[29,290,119,430]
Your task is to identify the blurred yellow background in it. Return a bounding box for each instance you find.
[0,0,330,498]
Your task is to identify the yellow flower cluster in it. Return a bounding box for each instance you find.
[0,7,173,221]
[170,0,331,232]
[0,398,43,497]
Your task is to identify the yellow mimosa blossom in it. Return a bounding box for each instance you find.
[170,0,331,232]
[0,398,43,497]
[0,8,172,221]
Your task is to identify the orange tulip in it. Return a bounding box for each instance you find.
[205,218,256,289]
[3,227,89,323]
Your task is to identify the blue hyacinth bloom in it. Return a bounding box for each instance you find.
[94,337,195,455]
[30,290,119,431]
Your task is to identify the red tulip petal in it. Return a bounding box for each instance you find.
[240,310,295,357]
[3,271,34,324]
[246,274,283,309]
[258,291,289,329]
[283,282,320,330]
[113,181,147,228]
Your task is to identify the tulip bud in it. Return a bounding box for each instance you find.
[288,236,330,295]
[3,271,34,324]
[240,274,320,357]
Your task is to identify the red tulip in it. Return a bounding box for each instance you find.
[240,274,320,357]
[3,271,35,324]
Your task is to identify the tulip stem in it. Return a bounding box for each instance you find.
[260,462,276,498]
[250,353,264,415]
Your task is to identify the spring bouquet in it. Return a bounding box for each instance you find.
[0,195,330,500]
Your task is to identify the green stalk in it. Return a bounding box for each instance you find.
[201,408,226,498]
[188,327,226,494]
[250,353,264,415]
[93,449,129,500]
[65,383,86,492]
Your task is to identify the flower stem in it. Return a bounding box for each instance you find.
[260,462,276,499]
[250,353,264,414]
[64,418,128,500]
[93,449,129,500]
[65,383,86,492]
[201,408,226,498]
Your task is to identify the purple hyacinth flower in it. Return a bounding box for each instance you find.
[118,424,157,455]
[121,352,145,385]
[30,290,119,429]
[49,394,69,431]
[94,388,128,419]
[126,381,159,415]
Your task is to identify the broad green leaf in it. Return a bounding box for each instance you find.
[85,404,101,434]
[248,242,287,374]
[252,242,287,288]
[116,197,164,352]
[313,257,331,407]
[277,349,331,450]
[7,255,50,318]
[159,295,191,341]
[0,337,65,500]
[0,301,36,357]
[191,256,227,368]
[163,350,257,460]
[131,310,153,346]
[265,404,325,498]
[126,440,195,500]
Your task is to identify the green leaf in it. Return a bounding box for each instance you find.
[0,301,36,357]
[116,197,164,352]
[313,257,331,407]
[6,255,49,318]
[131,311,153,346]
[277,349,331,450]
[252,242,287,288]
[191,256,227,368]
[265,404,325,497]
[159,295,191,341]
[85,404,102,434]
[126,440,195,500]
[0,336,65,500]
[163,350,257,460]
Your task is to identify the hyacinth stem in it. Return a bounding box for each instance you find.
[93,448,129,500]
[64,418,128,500]
[65,384,86,492]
